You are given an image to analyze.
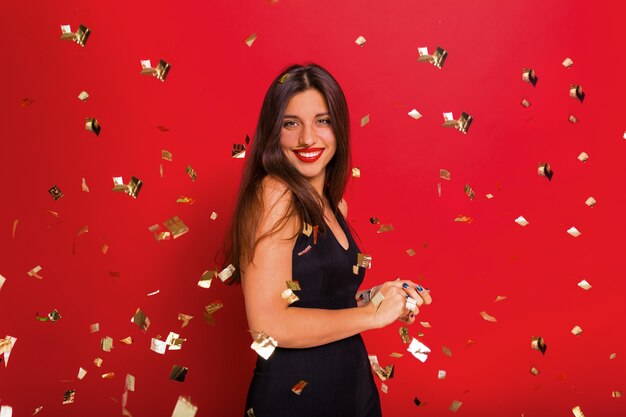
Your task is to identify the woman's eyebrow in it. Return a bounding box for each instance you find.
[283,112,330,119]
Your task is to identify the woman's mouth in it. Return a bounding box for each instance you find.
[293,148,324,163]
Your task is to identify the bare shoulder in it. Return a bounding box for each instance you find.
[338,197,348,218]
[258,176,298,239]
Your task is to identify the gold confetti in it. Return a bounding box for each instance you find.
[210,211,218,220]
[62,390,76,404]
[406,248,416,256]
[530,366,540,376]
[437,370,447,380]
[352,167,361,178]
[171,396,198,417]
[85,118,101,136]
[81,177,90,192]
[442,112,473,134]
[466,339,476,347]
[479,311,497,322]
[399,327,410,344]
[20,97,34,107]
[279,73,290,84]
[449,400,462,412]
[486,193,494,199]
[464,184,475,200]
[569,84,585,102]
[77,367,87,380]
[571,325,583,336]
[356,253,372,269]
[244,33,257,47]
[515,216,529,227]
[286,280,301,291]
[48,185,63,200]
[562,57,574,68]
[377,224,394,233]
[150,338,167,354]
[60,24,90,46]
[585,197,596,207]
[381,383,388,393]
[246,408,256,417]
[125,373,135,392]
[454,215,473,223]
[204,300,224,325]
[440,169,451,180]
[495,295,507,302]
[521,98,531,107]
[164,216,189,239]
[250,331,278,360]
[531,336,547,354]
[119,336,133,345]
[522,68,538,86]
[198,270,216,289]
[232,143,246,158]
[408,109,422,120]
[27,265,43,279]
[93,357,103,367]
[1,336,17,367]
[569,115,578,123]
[170,365,188,382]
[0,274,5,292]
[146,289,159,296]
[417,46,448,68]
[131,308,150,332]
[390,352,403,358]
[407,338,430,362]
[567,226,581,237]
[178,313,193,328]
[162,150,173,161]
[101,372,115,379]
[140,59,171,81]
[36,309,61,322]
[442,345,452,357]
[77,91,89,101]
[302,222,313,236]
[166,332,186,350]
[185,164,198,181]
[538,162,553,181]
[578,279,592,290]
[291,380,308,395]
[281,288,299,304]
[571,405,585,417]
[609,353,616,359]
[360,114,370,127]
[218,264,235,282]
[577,152,589,162]
[612,390,622,398]
[420,322,431,328]
[101,336,113,352]
[355,35,366,46]
[368,355,394,381]
[12,219,18,239]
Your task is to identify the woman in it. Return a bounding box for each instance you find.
[223,63,432,417]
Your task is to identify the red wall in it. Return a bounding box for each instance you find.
[1,0,625,416]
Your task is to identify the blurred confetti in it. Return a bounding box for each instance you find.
[360,114,369,127]
[291,380,308,395]
[140,59,171,81]
[567,226,581,237]
[250,330,278,360]
[169,365,188,382]
[171,396,198,417]
[577,279,592,290]
[479,311,497,322]
[244,33,257,47]
[407,338,430,362]
[355,35,366,46]
[417,46,447,68]
[532,336,547,354]
[449,400,462,412]
[408,108,422,120]
[62,390,76,404]
[522,68,538,86]
[27,265,43,279]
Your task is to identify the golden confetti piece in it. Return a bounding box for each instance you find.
[164,216,189,239]
[159,163,164,178]
[0,274,5,293]
[381,383,388,394]
[571,325,583,336]
[440,169,451,180]
[407,338,431,362]
[567,226,581,237]
[408,109,422,120]
[390,352,403,358]
[101,372,115,380]
[161,150,173,161]
[146,289,160,297]
[218,264,235,282]
[171,396,198,417]
[352,167,361,178]
[464,184,475,200]
[406,248,416,257]
[562,57,574,68]
[442,345,452,357]
[522,68,538,86]
[570,84,585,102]
[185,164,198,181]
[139,59,171,81]
[232,143,246,158]
[250,331,278,360]
[80,177,90,193]
[531,336,547,354]
[62,390,76,404]
[480,311,497,322]
[89,323,99,333]
[1,336,17,367]
[369,218,380,224]
[291,379,308,395]
[585,196,596,207]
[286,280,301,291]
[530,366,540,376]
[131,308,150,332]
[101,336,113,352]
[166,332,186,350]
[204,300,224,325]
[454,215,473,223]
[360,114,370,127]
[281,288,299,304]
[27,265,43,279]
[278,73,290,84]
[610,353,616,359]
[417,46,448,68]
[538,162,554,181]
[577,152,589,162]
[20,97,34,107]
[169,365,188,382]
[572,405,585,417]
[119,336,133,345]
[399,327,410,344]
[515,216,529,227]
[178,313,193,328]
[494,295,507,303]
[377,224,394,233]
[437,370,447,380]
[569,115,578,123]
[244,33,257,47]
[356,253,372,269]
[355,35,366,46]
[198,270,215,289]
[302,222,313,236]
[77,367,87,380]
[125,374,135,392]
[578,279,592,290]
[77,91,89,101]
[60,24,90,46]
[442,111,473,134]
[93,357,103,367]
[85,118,101,136]
[76,225,89,238]
[521,98,531,107]
[466,339,476,347]
[449,400,462,412]
[12,219,18,239]
[48,185,63,200]
[420,322,431,328]
[612,390,622,398]
[150,338,167,354]
[368,355,394,381]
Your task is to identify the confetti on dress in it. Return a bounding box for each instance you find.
[356,253,372,269]
[567,226,581,237]
[355,35,366,46]
[171,396,198,417]
[480,311,497,322]
[569,84,585,102]
[417,46,448,68]
[585,197,596,207]
[515,216,529,227]
[531,336,547,354]
[286,281,301,291]
[244,33,257,47]
[538,162,553,180]
[169,365,188,382]
[562,57,574,67]
[449,400,462,412]
[198,270,215,288]
[60,24,90,46]
[522,68,538,86]
[442,112,473,134]
[62,390,76,404]
[250,331,278,360]
[407,338,431,362]
[131,308,150,332]
[48,185,63,200]
[571,325,583,336]
[360,114,370,127]
[291,380,308,395]
[408,109,422,120]
[571,405,585,417]
[140,59,170,81]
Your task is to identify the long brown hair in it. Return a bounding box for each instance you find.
[221,63,351,284]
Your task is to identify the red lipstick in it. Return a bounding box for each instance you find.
[292,148,324,163]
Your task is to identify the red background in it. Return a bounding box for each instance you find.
[1,0,625,416]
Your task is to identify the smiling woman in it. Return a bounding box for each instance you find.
[221,64,432,417]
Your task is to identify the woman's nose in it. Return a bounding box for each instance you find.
[299,125,315,146]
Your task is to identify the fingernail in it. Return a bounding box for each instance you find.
[405,294,410,299]
[402,283,409,289]
[409,313,414,318]
[416,285,424,292]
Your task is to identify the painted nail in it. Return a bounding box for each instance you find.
[416,285,424,292]
[409,313,414,318]
[402,283,409,289]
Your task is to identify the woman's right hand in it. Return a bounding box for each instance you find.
[368,279,432,328]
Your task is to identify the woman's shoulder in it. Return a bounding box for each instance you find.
[259,175,291,207]
[257,175,298,238]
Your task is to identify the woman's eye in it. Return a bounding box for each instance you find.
[283,120,298,128]
[317,118,331,125]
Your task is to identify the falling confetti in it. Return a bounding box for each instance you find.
[131,308,150,332]
[577,279,592,290]
[140,59,171,81]
[198,270,216,288]
[531,336,547,354]
[77,91,89,101]
[442,345,452,357]
[567,227,581,237]
[417,46,448,68]
[449,400,462,412]
[291,380,308,395]
[530,366,540,376]
[85,118,101,136]
[571,405,585,417]
[454,215,474,223]
[62,390,76,404]
[171,396,198,417]
[218,264,236,282]
[101,337,113,352]
[354,35,366,46]
[352,167,361,178]
[515,216,529,227]
[27,265,43,279]
[360,114,370,127]
[408,109,422,120]
[48,185,63,200]
[585,197,596,207]
[538,162,553,180]
[562,57,574,67]
[60,24,90,46]
[1,336,17,367]
[438,370,447,380]
[442,112,473,134]
[571,325,583,336]
[521,98,531,107]
[480,311,497,322]
[250,331,278,360]
[0,274,5,292]
[577,152,589,162]
[407,338,430,362]
[169,365,188,382]
[244,33,257,47]
[150,338,167,354]
[569,84,585,102]
[178,313,193,328]
[568,115,578,123]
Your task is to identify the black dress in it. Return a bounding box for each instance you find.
[244,210,382,417]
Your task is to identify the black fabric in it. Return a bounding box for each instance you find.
[244,211,382,417]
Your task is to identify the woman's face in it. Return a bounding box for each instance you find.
[279,89,337,187]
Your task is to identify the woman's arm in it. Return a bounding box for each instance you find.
[241,177,431,349]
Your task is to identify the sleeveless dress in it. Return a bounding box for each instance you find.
[244,210,382,417]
